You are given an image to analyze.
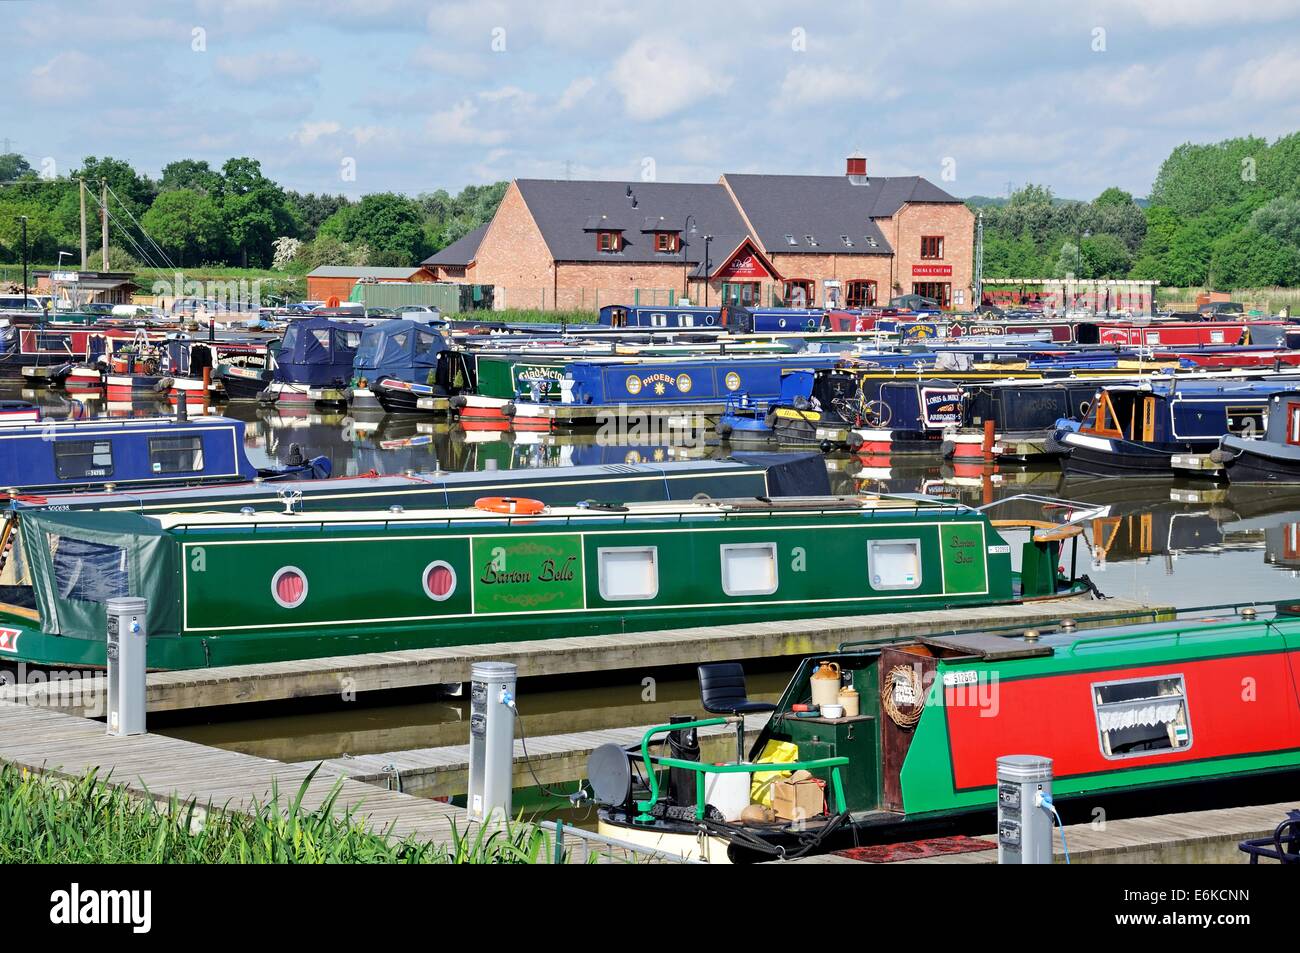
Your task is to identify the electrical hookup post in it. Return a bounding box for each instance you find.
[467,661,517,824]
[105,596,147,736]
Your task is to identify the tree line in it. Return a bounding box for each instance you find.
[977,131,1300,289]
[0,152,507,274]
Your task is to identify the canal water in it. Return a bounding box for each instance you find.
[11,387,1300,813]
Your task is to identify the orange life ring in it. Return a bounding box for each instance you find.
[474,496,546,515]
[326,295,341,308]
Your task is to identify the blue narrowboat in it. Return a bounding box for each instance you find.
[559,355,842,407]
[0,415,330,494]
[1059,379,1300,476]
[1217,389,1300,484]
[354,319,454,413]
[597,304,826,333]
[258,316,365,407]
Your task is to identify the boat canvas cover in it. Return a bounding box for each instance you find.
[729,451,832,496]
[353,319,446,384]
[276,317,364,386]
[20,510,179,640]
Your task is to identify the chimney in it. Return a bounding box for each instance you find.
[846,152,868,185]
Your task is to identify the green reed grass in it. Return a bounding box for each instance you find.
[0,764,559,864]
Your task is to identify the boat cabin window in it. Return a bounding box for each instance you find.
[1093,674,1191,759]
[149,436,205,474]
[720,543,778,596]
[54,440,114,480]
[52,536,130,604]
[1287,402,1300,445]
[311,329,331,349]
[598,546,658,601]
[1225,405,1265,438]
[649,313,668,327]
[868,539,921,590]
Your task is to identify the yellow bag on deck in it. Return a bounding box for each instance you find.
[749,739,800,807]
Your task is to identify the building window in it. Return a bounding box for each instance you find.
[722,282,760,307]
[598,546,658,601]
[654,232,679,253]
[921,236,944,260]
[845,280,877,308]
[868,539,921,590]
[54,440,114,480]
[783,280,814,308]
[1093,674,1191,759]
[149,436,205,474]
[721,543,779,596]
[597,231,622,253]
[911,282,952,309]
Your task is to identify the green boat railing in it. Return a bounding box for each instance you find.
[632,717,849,824]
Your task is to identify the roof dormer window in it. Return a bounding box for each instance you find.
[598,231,622,253]
[654,232,680,253]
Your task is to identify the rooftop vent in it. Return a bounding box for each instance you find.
[841,235,854,247]
[784,233,798,246]
[804,234,819,247]
[846,153,869,186]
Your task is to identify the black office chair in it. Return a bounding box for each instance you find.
[698,662,777,763]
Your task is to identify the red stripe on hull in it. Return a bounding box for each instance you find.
[944,650,1300,790]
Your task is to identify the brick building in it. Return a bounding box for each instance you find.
[425,156,975,311]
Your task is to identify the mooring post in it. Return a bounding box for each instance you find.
[105,597,148,737]
[467,662,517,824]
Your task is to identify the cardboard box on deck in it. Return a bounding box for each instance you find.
[771,769,825,821]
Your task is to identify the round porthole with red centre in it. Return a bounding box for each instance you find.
[271,566,308,609]
[422,561,457,601]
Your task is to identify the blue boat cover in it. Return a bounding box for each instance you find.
[353,319,448,385]
[275,316,366,387]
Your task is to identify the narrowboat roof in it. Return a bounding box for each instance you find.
[0,414,240,436]
[149,494,977,531]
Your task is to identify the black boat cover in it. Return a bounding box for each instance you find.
[730,451,832,497]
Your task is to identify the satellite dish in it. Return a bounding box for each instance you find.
[587,744,632,808]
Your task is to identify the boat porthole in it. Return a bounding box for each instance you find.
[271,566,308,609]
[422,560,457,601]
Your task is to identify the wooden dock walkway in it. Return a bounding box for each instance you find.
[0,701,470,844]
[294,714,769,800]
[793,800,1297,865]
[4,595,1167,716]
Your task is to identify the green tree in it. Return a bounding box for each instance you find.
[0,153,33,183]
[1080,233,1131,278]
[74,156,155,216]
[140,189,222,266]
[159,159,222,195]
[319,192,424,262]
[1094,187,1134,207]
[216,157,297,267]
[1209,228,1300,288]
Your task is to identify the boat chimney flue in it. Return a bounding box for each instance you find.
[1023,628,1041,642]
[1241,606,1258,620]
[175,390,188,421]
[1058,618,1077,633]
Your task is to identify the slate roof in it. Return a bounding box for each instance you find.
[721,173,963,256]
[514,179,750,271]
[422,224,488,267]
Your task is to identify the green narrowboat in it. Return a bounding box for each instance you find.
[592,605,1300,863]
[0,495,1092,670]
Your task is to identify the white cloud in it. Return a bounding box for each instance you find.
[1232,44,1300,102]
[215,51,320,86]
[611,36,732,121]
[293,120,341,146]
[777,64,902,109]
[426,100,507,146]
[557,76,596,111]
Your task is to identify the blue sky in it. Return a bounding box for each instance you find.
[4,0,1300,200]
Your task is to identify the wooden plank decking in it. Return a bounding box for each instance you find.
[0,702,470,844]
[3,594,1167,716]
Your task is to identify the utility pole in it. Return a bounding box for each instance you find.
[974,209,984,308]
[79,178,87,270]
[19,216,29,309]
[100,178,109,270]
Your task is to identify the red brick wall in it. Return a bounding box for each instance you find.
[305,275,422,301]
[766,252,893,307]
[466,182,557,309]
[886,203,976,308]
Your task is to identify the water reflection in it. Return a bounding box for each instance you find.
[9,385,1300,762]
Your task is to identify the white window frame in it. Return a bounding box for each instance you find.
[597,546,659,601]
[867,538,922,591]
[720,542,779,597]
[1092,672,1192,761]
